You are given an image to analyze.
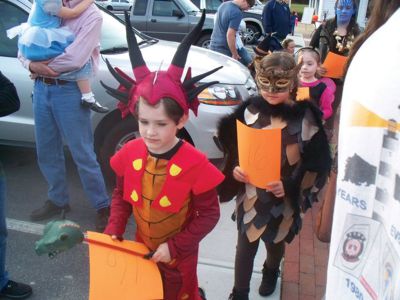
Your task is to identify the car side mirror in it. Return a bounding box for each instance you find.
[172,9,184,18]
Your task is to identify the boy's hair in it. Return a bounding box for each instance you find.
[256,52,299,99]
[281,38,294,49]
[246,0,255,7]
[297,47,327,78]
[135,97,184,125]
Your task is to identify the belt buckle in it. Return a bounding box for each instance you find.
[40,77,52,85]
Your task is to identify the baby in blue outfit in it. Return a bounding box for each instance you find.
[7,0,108,113]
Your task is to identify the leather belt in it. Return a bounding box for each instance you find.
[37,77,69,85]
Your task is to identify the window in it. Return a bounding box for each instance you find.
[0,1,28,57]
[206,0,221,11]
[133,0,147,15]
[152,0,180,17]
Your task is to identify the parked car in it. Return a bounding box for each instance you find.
[96,0,132,11]
[0,0,257,180]
[130,0,215,48]
[191,0,264,44]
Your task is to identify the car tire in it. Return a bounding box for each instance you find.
[196,33,211,49]
[106,5,113,10]
[245,24,261,44]
[98,115,140,184]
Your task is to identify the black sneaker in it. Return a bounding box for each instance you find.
[95,206,110,232]
[81,100,109,113]
[0,280,32,299]
[228,288,249,300]
[259,267,280,296]
[30,200,71,221]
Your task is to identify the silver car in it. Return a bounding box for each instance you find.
[95,0,132,11]
[0,0,256,180]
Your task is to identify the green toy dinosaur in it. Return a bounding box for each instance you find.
[35,220,84,258]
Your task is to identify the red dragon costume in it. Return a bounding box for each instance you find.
[103,11,224,300]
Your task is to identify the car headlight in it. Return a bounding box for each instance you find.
[245,76,257,96]
[198,84,242,106]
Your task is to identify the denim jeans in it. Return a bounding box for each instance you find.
[0,164,9,289]
[209,45,253,67]
[238,47,253,66]
[32,80,109,209]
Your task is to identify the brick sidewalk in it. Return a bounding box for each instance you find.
[281,202,330,300]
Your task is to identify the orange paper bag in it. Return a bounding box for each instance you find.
[296,87,310,101]
[322,51,347,79]
[87,231,163,300]
[236,120,281,188]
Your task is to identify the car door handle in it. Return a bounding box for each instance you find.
[150,18,157,22]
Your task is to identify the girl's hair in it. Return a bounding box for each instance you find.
[345,0,400,76]
[135,97,184,124]
[256,52,299,99]
[297,47,327,78]
[281,38,294,50]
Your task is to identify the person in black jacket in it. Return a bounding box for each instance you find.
[0,71,33,299]
[262,0,291,41]
[218,53,331,300]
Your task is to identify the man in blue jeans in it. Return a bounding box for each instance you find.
[0,71,32,299]
[21,0,110,231]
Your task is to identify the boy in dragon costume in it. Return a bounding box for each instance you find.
[101,12,225,300]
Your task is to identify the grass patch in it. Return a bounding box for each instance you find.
[290,3,307,12]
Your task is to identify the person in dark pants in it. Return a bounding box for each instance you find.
[0,71,33,299]
[217,52,331,300]
[262,0,291,41]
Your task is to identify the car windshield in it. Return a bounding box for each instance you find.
[99,7,145,52]
[179,0,200,13]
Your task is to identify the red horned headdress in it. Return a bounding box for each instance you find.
[101,11,222,118]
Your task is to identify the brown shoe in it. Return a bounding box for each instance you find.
[95,206,110,232]
[30,200,70,221]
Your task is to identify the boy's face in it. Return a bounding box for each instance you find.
[137,100,187,154]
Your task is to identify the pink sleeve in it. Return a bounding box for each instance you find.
[48,11,102,73]
[319,85,335,120]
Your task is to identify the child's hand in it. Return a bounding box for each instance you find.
[151,243,171,263]
[233,166,249,183]
[266,181,285,198]
[110,235,123,241]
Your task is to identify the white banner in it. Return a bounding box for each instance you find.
[326,9,400,300]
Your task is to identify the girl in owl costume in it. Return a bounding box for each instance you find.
[217,52,331,300]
